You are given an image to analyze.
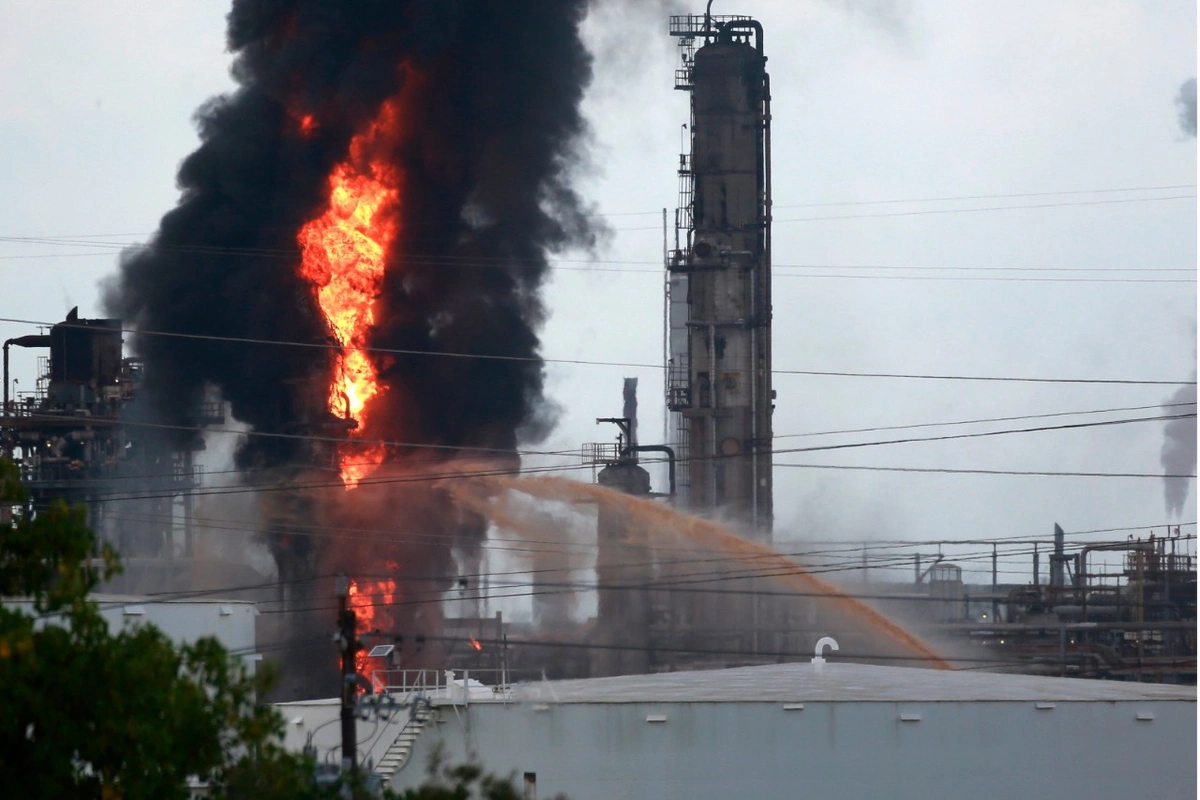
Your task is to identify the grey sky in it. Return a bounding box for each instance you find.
[1,1,1195,583]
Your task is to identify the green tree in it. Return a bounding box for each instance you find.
[0,459,561,799]
[395,747,567,800]
[0,458,315,798]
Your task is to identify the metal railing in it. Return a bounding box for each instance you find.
[666,363,691,411]
[188,402,226,426]
[581,441,620,467]
[669,14,751,37]
[376,668,526,702]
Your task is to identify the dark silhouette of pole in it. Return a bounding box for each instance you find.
[336,574,358,777]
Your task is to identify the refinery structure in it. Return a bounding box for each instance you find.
[665,12,774,537]
[2,309,217,569]
[1,3,1196,797]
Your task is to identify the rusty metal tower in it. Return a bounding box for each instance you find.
[667,9,772,539]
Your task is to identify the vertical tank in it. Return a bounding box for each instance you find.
[668,13,772,539]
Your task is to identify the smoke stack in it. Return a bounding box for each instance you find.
[1051,523,1065,588]
[623,377,639,448]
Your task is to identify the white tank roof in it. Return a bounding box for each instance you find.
[504,661,1196,704]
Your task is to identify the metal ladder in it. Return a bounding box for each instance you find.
[373,701,433,781]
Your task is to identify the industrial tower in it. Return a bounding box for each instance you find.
[1,309,214,567]
[667,11,772,539]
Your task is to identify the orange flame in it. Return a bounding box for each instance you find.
[297,99,403,487]
[468,636,483,652]
[348,576,399,691]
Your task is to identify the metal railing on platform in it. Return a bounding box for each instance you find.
[668,14,751,37]
[377,668,526,703]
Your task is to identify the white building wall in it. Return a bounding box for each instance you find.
[396,699,1196,800]
[6,597,258,669]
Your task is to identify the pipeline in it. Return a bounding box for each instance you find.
[3,335,51,415]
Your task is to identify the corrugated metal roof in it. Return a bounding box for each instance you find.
[502,662,1197,704]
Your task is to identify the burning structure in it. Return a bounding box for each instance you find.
[2,3,947,694]
[89,0,604,697]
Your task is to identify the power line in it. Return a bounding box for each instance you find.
[5,241,1195,274]
[323,542,1192,608]
[232,627,1200,674]
[56,439,1197,507]
[17,404,1191,477]
[77,490,1196,568]
[52,427,1198,504]
[770,274,1194,284]
[769,412,1196,455]
[1,247,1193,283]
[774,194,1198,224]
[13,412,584,462]
[0,314,1192,385]
[79,506,1199,590]
[3,247,1196,273]
[3,182,1194,242]
[773,369,1194,385]
[69,538,1189,622]
[778,401,1198,439]
[770,184,1199,209]
[24,507,1192,622]
[776,463,1197,479]
[613,193,1197,230]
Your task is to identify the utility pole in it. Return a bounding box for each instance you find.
[336,574,359,778]
[991,543,999,623]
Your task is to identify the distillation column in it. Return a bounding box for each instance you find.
[668,14,772,540]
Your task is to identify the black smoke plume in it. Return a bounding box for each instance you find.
[102,0,607,697]
[104,0,600,468]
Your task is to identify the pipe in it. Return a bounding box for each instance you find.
[3,335,51,415]
[719,20,764,56]
[708,322,717,509]
[662,208,669,458]
[631,445,676,496]
[749,225,758,529]
[1051,523,1065,588]
[750,68,771,538]
[1078,540,1154,623]
[938,620,1196,633]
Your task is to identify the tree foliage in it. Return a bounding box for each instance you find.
[0,458,309,798]
[394,746,567,800]
[0,459,561,799]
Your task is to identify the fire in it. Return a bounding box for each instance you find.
[348,576,399,691]
[468,636,483,652]
[297,99,404,487]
